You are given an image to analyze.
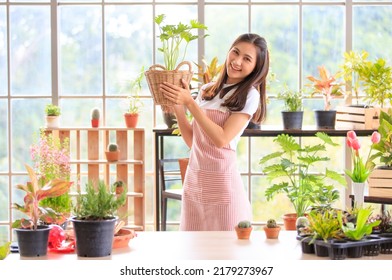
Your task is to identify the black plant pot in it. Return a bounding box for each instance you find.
[314,110,336,129]
[282,111,303,130]
[71,217,116,257]
[15,226,51,257]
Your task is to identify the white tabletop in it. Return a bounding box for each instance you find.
[5,230,392,261]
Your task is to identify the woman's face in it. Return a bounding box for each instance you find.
[226,41,257,84]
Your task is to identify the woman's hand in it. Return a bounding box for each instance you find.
[160,79,193,106]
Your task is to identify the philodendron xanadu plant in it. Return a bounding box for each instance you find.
[12,164,73,230]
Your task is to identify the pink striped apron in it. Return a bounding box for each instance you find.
[179,109,252,231]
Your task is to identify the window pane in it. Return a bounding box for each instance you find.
[353,5,392,62]
[0,176,9,222]
[303,5,344,77]
[0,100,8,172]
[11,98,50,172]
[205,5,248,63]
[105,5,153,96]
[252,5,299,91]
[10,6,51,96]
[61,98,102,127]
[0,7,6,96]
[59,5,102,96]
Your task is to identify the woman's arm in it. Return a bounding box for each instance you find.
[161,80,250,148]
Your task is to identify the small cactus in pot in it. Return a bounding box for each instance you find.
[91,107,101,128]
[105,143,119,162]
[235,220,252,239]
[264,218,281,239]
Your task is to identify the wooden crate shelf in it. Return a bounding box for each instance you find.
[368,168,392,198]
[336,106,388,130]
[45,127,145,230]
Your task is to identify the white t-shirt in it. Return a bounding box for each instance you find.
[195,83,260,149]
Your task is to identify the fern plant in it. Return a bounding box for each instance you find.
[259,132,347,217]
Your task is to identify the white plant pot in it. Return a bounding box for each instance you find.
[45,116,60,128]
[352,182,366,208]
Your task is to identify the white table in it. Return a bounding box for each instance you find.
[5,230,392,260]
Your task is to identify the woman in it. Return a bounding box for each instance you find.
[160,33,270,230]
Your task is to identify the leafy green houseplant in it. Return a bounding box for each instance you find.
[338,207,380,241]
[359,57,392,108]
[154,14,208,70]
[44,104,61,128]
[307,208,343,243]
[12,164,72,257]
[259,132,347,220]
[277,85,304,130]
[70,180,126,257]
[145,14,208,107]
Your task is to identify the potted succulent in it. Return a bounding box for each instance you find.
[145,14,208,106]
[113,180,125,195]
[259,132,346,230]
[70,180,126,257]
[263,219,281,239]
[105,143,119,162]
[12,164,72,257]
[44,103,61,128]
[306,65,344,129]
[91,107,100,128]
[235,220,253,240]
[124,68,144,128]
[276,85,304,130]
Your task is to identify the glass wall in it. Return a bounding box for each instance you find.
[1,0,391,239]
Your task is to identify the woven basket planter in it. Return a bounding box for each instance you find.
[145,61,193,106]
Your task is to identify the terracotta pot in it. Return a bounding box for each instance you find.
[124,113,139,128]
[91,119,99,128]
[235,226,253,240]
[263,226,281,239]
[112,229,135,249]
[283,213,297,230]
[105,150,120,162]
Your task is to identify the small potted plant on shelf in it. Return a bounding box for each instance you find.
[91,107,100,128]
[259,132,346,230]
[70,180,126,257]
[113,180,125,195]
[145,14,208,106]
[105,143,119,162]
[235,220,253,240]
[12,164,72,257]
[44,103,61,128]
[305,65,344,129]
[276,84,304,130]
[124,68,144,128]
[263,219,281,239]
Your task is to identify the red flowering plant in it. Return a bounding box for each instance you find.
[30,131,72,224]
[345,130,381,183]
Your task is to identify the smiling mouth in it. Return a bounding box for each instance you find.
[231,62,241,72]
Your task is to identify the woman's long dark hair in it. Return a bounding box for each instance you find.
[202,33,269,124]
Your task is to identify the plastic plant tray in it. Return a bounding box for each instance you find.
[300,234,392,260]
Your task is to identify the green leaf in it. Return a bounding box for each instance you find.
[0,242,11,260]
